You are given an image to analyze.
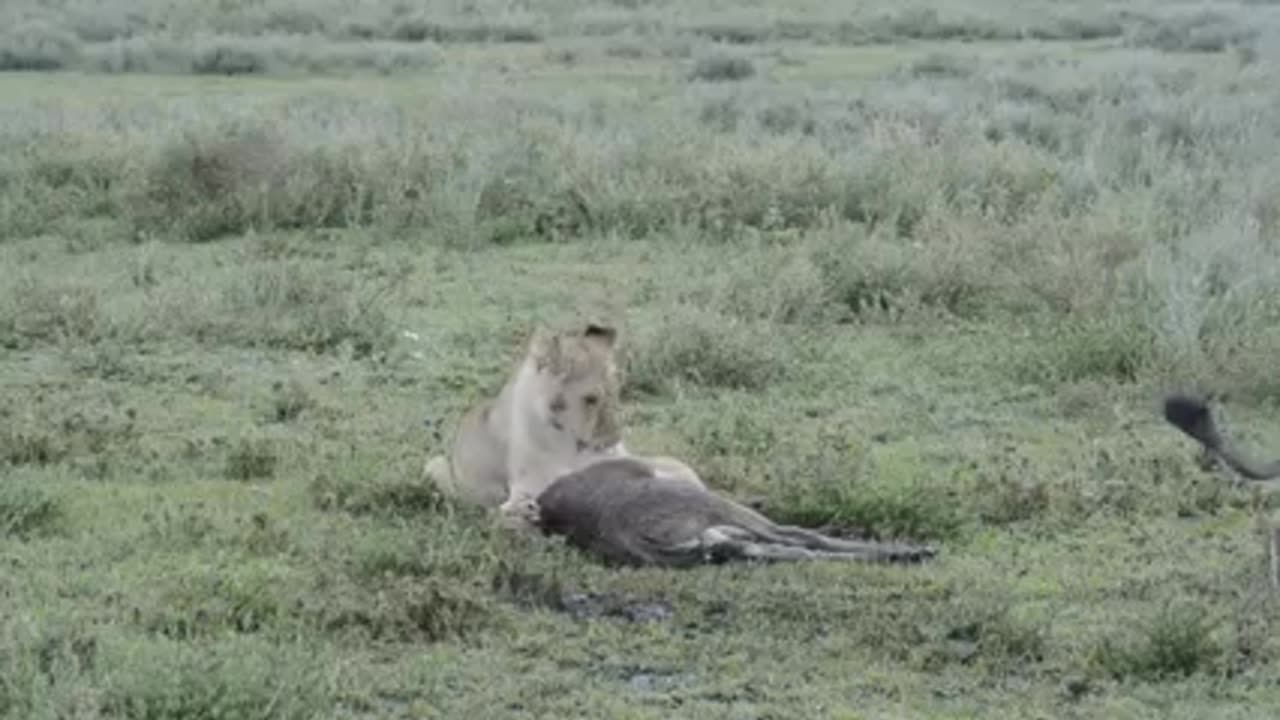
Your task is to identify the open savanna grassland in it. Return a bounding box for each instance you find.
[5,0,1280,717]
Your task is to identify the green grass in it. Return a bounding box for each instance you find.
[4,0,1280,717]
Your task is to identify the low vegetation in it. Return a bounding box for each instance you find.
[3,0,1280,716]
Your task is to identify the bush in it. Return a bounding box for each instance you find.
[390,17,541,44]
[0,20,81,71]
[131,128,286,242]
[129,127,374,242]
[765,440,967,543]
[1089,603,1224,681]
[473,174,593,244]
[0,278,108,349]
[190,38,271,75]
[869,8,1012,42]
[311,472,445,519]
[224,436,278,481]
[624,311,788,396]
[689,54,756,82]
[1015,309,1158,386]
[212,262,400,356]
[1131,11,1256,54]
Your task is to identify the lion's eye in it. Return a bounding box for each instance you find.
[549,396,567,413]
[582,394,599,407]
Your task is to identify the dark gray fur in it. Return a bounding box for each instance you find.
[1163,393,1280,481]
[534,457,937,568]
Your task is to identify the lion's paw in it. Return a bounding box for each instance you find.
[498,495,541,533]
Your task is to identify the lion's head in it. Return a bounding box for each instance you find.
[522,322,623,454]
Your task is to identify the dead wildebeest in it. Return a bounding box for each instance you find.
[511,457,937,568]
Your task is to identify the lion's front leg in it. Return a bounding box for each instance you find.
[497,491,542,533]
[499,465,548,532]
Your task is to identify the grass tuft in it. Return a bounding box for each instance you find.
[0,483,64,539]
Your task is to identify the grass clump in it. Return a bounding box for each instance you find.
[131,128,284,242]
[390,17,542,44]
[201,259,401,357]
[1015,310,1158,386]
[809,226,1007,321]
[0,20,81,71]
[902,53,977,79]
[309,575,497,644]
[266,379,313,424]
[96,634,331,720]
[0,482,64,539]
[868,8,1013,43]
[689,53,756,82]
[311,472,445,519]
[189,38,272,75]
[765,442,967,543]
[689,23,771,45]
[624,311,788,396]
[0,401,139,469]
[1131,11,1257,54]
[224,436,278,482]
[130,127,374,243]
[914,594,1049,673]
[0,428,69,467]
[81,35,442,76]
[473,173,593,245]
[308,445,446,519]
[136,561,293,639]
[0,279,109,349]
[1089,603,1224,681]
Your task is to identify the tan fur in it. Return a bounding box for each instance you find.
[1163,393,1280,482]
[423,323,704,526]
[526,457,936,568]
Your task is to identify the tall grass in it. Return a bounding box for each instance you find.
[5,43,1280,396]
[0,0,1269,75]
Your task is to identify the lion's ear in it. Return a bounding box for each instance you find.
[582,323,617,348]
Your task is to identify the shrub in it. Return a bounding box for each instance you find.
[869,8,1012,42]
[0,20,81,71]
[1131,11,1256,54]
[624,311,788,396]
[690,23,771,45]
[1089,603,1224,680]
[190,38,271,75]
[224,436,278,482]
[765,440,967,542]
[390,17,542,44]
[129,127,374,242]
[1015,309,1158,386]
[212,263,400,356]
[131,128,286,242]
[473,174,593,244]
[689,54,756,82]
[902,53,976,79]
[0,277,107,349]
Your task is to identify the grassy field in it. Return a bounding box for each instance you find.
[4,1,1280,717]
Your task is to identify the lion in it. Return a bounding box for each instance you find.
[1163,393,1280,482]
[511,457,937,568]
[423,322,704,526]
